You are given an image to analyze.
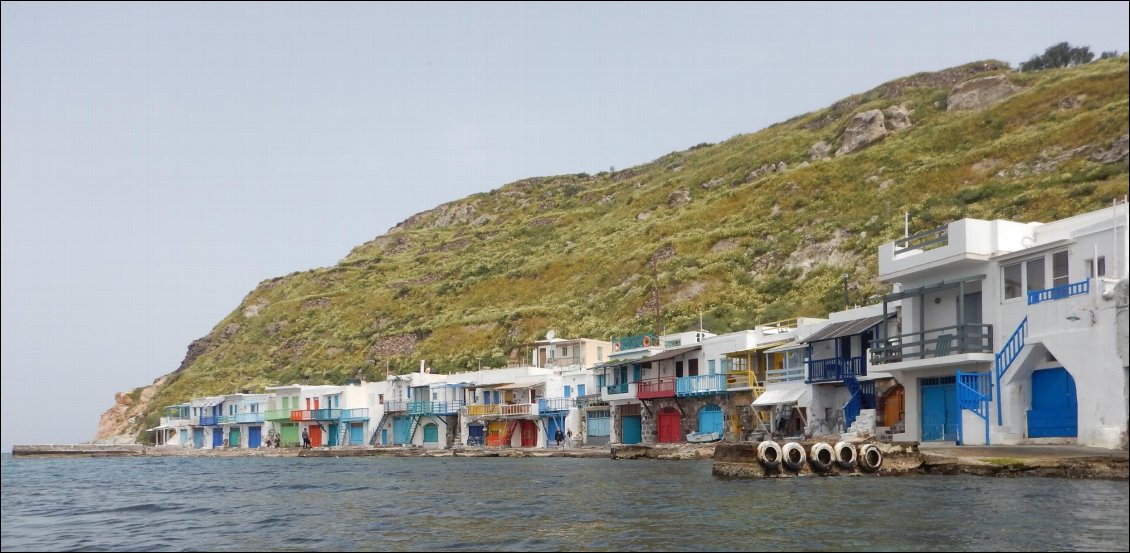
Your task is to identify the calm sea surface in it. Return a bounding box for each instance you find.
[2,455,1127,551]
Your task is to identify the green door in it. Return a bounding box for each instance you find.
[229,427,241,448]
[280,423,299,447]
[328,423,339,447]
[423,423,439,443]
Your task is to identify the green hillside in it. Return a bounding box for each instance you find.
[105,57,1129,439]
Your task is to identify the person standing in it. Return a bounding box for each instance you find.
[301,427,311,449]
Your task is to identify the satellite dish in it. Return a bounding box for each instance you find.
[546,330,556,340]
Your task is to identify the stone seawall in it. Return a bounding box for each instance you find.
[712,440,922,479]
[11,445,610,459]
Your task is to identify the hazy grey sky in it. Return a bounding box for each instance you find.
[2,2,1127,450]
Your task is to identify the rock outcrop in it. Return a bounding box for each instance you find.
[836,109,888,156]
[947,74,1021,111]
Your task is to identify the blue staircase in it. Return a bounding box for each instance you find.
[994,317,1027,425]
[369,412,391,445]
[843,376,861,432]
[956,370,992,445]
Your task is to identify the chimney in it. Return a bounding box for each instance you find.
[420,360,426,374]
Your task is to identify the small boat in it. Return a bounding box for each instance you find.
[685,431,722,443]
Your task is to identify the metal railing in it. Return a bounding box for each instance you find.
[637,377,677,399]
[871,324,994,364]
[676,374,728,396]
[1027,280,1089,305]
[341,408,369,421]
[384,400,408,412]
[757,318,799,335]
[604,382,630,395]
[234,413,264,424]
[807,356,865,383]
[199,416,219,426]
[407,401,462,415]
[894,225,948,256]
[289,409,342,421]
[538,397,574,412]
[994,317,1027,425]
[218,416,236,425]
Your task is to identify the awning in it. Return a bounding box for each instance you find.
[641,345,701,364]
[803,314,888,343]
[496,379,544,390]
[763,341,804,354]
[725,340,789,356]
[194,398,223,408]
[752,387,808,407]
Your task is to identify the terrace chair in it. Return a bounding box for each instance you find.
[934,334,953,357]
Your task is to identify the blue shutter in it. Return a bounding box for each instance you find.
[578,384,586,396]
[564,386,572,398]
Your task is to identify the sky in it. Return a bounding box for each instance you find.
[2,2,1127,451]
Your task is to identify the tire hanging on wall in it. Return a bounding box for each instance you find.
[757,440,782,470]
[782,442,806,472]
[809,442,835,472]
[834,441,857,469]
[858,443,883,472]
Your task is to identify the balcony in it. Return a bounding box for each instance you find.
[544,355,583,369]
[807,356,865,383]
[601,382,637,401]
[465,404,502,417]
[218,416,236,425]
[1027,280,1089,305]
[637,377,676,399]
[766,366,805,385]
[384,400,408,412]
[871,324,994,365]
[199,416,219,426]
[676,374,728,396]
[407,401,464,416]
[341,408,369,421]
[289,409,342,421]
[502,403,535,417]
[234,413,264,424]
[265,409,292,422]
[538,397,574,412]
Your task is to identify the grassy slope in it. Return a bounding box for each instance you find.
[125,57,1129,435]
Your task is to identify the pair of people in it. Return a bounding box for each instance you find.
[301,428,312,449]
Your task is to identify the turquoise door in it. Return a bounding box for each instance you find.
[393,416,411,444]
[229,427,241,448]
[328,424,339,446]
[350,423,364,445]
[381,429,388,445]
[193,428,204,448]
[423,423,439,443]
[622,415,642,444]
[698,404,723,434]
[1028,368,1078,438]
[248,426,262,448]
[921,379,957,441]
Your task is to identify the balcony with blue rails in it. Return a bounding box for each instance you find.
[538,397,574,412]
[605,382,629,394]
[1027,280,1089,305]
[676,374,728,396]
[341,408,369,421]
[199,415,220,426]
[807,356,865,383]
[234,412,264,424]
[313,409,342,420]
[406,401,464,416]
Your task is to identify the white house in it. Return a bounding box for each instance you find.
[873,203,1128,448]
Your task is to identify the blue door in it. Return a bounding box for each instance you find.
[328,423,339,447]
[248,426,262,448]
[381,429,388,446]
[546,417,561,443]
[212,428,224,448]
[1028,368,1078,438]
[423,423,439,443]
[698,404,723,434]
[350,423,364,445]
[193,428,204,448]
[468,424,485,445]
[393,416,411,444]
[622,415,642,444]
[921,379,957,441]
[179,429,188,446]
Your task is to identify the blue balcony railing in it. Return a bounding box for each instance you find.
[605,382,630,395]
[234,413,264,424]
[538,397,574,412]
[1027,280,1089,305]
[340,408,369,421]
[199,416,220,426]
[676,374,728,396]
[807,356,865,383]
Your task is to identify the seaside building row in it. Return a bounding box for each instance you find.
[152,204,1130,450]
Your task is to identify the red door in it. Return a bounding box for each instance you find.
[520,421,537,447]
[658,408,682,443]
[309,425,322,447]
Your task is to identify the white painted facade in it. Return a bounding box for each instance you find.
[875,203,1129,448]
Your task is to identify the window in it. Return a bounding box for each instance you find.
[560,346,568,357]
[1003,263,1023,299]
[1085,256,1106,278]
[564,386,572,398]
[688,359,699,376]
[577,384,586,396]
[251,403,259,413]
[597,346,604,361]
[407,387,412,399]
[1052,250,1069,287]
[432,392,438,400]
[675,360,684,378]
[378,394,384,405]
[707,359,716,373]
[1025,258,1045,292]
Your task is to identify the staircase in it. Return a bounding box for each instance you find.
[842,376,862,431]
[407,416,423,443]
[500,420,520,448]
[957,370,992,445]
[338,422,349,446]
[994,317,1028,424]
[369,412,391,445]
[843,409,878,439]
